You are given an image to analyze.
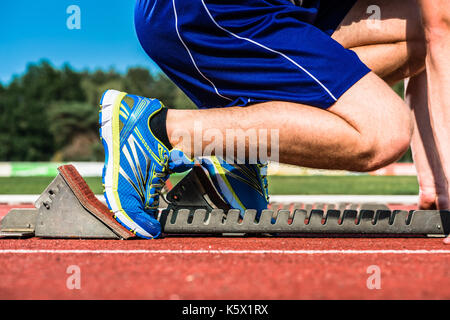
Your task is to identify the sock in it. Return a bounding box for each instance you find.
[150,108,172,150]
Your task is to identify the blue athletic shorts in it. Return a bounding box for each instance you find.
[135,0,371,109]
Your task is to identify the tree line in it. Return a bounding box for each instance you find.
[0,60,411,162]
[0,60,196,161]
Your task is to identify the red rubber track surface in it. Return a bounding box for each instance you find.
[0,238,449,300]
[1,205,449,300]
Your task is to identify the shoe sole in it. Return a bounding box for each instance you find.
[100,89,156,239]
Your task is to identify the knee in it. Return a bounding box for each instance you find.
[351,136,412,173]
[422,7,450,42]
[349,119,413,173]
[421,3,450,51]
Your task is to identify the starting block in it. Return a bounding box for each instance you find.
[0,165,134,239]
[0,165,449,239]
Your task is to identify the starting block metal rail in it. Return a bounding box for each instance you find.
[0,165,449,239]
[159,208,449,235]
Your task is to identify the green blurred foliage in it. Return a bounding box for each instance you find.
[0,60,412,162]
[0,60,196,161]
[47,102,98,149]
[392,81,405,99]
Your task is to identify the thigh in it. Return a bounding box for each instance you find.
[332,0,424,48]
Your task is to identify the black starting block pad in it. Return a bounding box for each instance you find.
[0,165,449,238]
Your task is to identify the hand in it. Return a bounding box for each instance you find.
[418,188,449,211]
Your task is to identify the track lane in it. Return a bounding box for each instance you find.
[0,238,448,299]
[2,201,448,299]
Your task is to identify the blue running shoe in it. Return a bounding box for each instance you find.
[99,89,171,239]
[198,156,269,217]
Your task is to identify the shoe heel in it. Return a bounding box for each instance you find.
[99,89,126,215]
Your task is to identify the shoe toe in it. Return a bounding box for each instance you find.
[124,209,162,239]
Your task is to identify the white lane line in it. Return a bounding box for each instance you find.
[0,249,449,255]
[0,195,418,205]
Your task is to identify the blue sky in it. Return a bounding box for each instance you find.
[0,0,160,84]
